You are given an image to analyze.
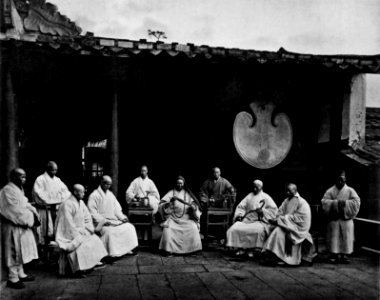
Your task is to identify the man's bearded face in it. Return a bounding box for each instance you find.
[176,180,184,191]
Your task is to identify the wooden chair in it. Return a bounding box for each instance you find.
[128,199,154,246]
[39,204,68,275]
[310,204,322,254]
[202,193,236,246]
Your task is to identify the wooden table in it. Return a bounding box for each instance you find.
[128,204,154,245]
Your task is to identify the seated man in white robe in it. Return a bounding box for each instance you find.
[0,168,39,289]
[88,175,138,259]
[321,171,360,264]
[263,183,314,266]
[126,165,160,214]
[226,180,277,258]
[55,184,107,276]
[159,176,202,256]
[32,161,70,246]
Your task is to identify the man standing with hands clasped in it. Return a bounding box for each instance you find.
[0,168,40,289]
[321,171,360,264]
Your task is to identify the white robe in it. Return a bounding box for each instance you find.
[159,189,202,254]
[55,195,107,272]
[88,187,138,257]
[321,184,360,254]
[263,193,314,265]
[226,191,277,249]
[0,183,39,267]
[32,172,70,244]
[126,176,160,214]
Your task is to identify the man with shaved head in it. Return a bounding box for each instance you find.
[32,161,70,246]
[200,167,235,209]
[55,184,107,275]
[263,183,314,266]
[321,171,360,264]
[0,168,40,289]
[88,175,138,259]
[226,180,277,258]
[126,165,160,214]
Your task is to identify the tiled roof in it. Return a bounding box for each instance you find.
[365,107,380,161]
[1,32,380,73]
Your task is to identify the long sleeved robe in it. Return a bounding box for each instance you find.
[32,172,70,244]
[0,183,39,267]
[87,187,138,257]
[159,189,202,254]
[321,184,360,254]
[200,177,234,204]
[126,177,160,214]
[263,193,314,265]
[55,195,107,272]
[226,191,277,249]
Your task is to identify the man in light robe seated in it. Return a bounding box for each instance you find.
[126,165,160,214]
[226,180,277,258]
[159,176,202,256]
[0,168,39,289]
[32,161,70,246]
[55,184,107,276]
[88,175,138,259]
[321,171,360,264]
[262,183,314,266]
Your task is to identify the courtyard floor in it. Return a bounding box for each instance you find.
[1,244,379,300]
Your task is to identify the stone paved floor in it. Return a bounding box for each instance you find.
[1,247,379,300]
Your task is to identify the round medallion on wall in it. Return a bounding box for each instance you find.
[233,102,293,169]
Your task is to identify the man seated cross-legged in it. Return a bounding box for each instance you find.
[262,183,315,266]
[88,175,138,261]
[226,180,277,259]
[55,184,107,276]
[159,176,202,256]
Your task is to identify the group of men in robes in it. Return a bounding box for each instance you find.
[225,173,360,266]
[0,163,140,288]
[0,162,361,288]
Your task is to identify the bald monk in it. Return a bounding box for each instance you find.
[226,180,278,258]
[55,184,107,275]
[126,165,160,214]
[263,183,314,266]
[200,167,235,209]
[321,171,360,264]
[32,161,70,245]
[88,176,138,258]
[0,168,39,289]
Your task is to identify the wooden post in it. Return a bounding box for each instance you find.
[329,80,344,163]
[109,89,119,197]
[0,66,19,281]
[4,70,19,176]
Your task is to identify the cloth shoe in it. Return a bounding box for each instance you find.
[7,281,25,289]
[19,275,35,282]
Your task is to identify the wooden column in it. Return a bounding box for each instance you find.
[109,89,119,197]
[329,78,344,164]
[0,65,19,281]
[4,70,19,176]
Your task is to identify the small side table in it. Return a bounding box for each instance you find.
[128,204,154,246]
